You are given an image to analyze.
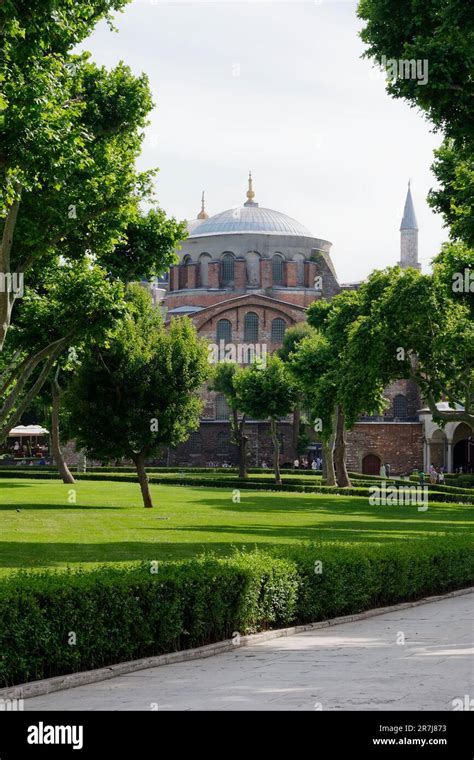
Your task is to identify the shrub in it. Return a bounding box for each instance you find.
[276,537,474,623]
[0,554,297,688]
[0,538,472,688]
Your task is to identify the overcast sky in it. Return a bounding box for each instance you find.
[80,0,447,283]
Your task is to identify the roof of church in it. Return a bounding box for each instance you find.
[188,205,313,238]
[187,173,313,238]
[400,182,418,231]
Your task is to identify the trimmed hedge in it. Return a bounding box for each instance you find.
[0,537,472,688]
[0,469,471,503]
[0,553,298,688]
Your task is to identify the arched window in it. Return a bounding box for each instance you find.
[221,253,234,286]
[216,319,232,343]
[244,312,259,342]
[188,432,202,453]
[393,394,408,420]
[271,318,286,342]
[215,394,230,420]
[272,254,284,285]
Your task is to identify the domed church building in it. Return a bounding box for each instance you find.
[158,176,471,474]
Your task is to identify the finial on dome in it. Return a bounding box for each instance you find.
[244,171,258,207]
[197,190,208,220]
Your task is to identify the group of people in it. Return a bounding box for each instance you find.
[10,441,48,458]
[416,465,445,486]
[428,464,445,484]
[293,457,322,471]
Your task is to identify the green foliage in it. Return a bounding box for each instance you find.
[65,286,210,463]
[343,266,474,426]
[235,355,298,422]
[358,0,474,248]
[277,322,315,362]
[100,208,185,283]
[0,553,298,687]
[209,362,242,412]
[0,538,472,687]
[279,537,474,623]
[429,141,474,249]
[11,259,125,350]
[358,0,474,147]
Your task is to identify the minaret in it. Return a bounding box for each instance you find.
[197,191,208,220]
[399,181,420,270]
[243,171,258,207]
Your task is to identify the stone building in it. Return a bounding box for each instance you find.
[158,176,472,474]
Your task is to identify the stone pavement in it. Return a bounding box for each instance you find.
[25,593,473,711]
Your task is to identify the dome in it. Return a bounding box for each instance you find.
[189,205,312,238]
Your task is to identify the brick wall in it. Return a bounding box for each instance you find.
[234,259,246,290]
[158,421,296,467]
[346,422,423,474]
[208,261,220,289]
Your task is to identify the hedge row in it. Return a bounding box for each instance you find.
[0,537,472,688]
[0,469,471,503]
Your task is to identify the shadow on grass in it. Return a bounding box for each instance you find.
[146,521,470,543]
[0,482,36,489]
[0,503,122,511]
[190,493,473,520]
[0,541,261,568]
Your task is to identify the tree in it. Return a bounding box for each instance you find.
[100,208,185,284]
[358,0,474,146]
[234,356,298,485]
[1,3,141,350]
[428,141,474,249]
[358,0,474,248]
[209,363,249,479]
[343,265,474,427]
[1,5,186,434]
[278,322,316,453]
[0,259,124,445]
[287,331,338,487]
[65,286,210,507]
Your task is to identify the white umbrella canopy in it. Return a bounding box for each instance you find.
[8,425,49,437]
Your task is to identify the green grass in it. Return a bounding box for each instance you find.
[0,478,472,575]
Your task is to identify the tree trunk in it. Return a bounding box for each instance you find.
[134,452,153,508]
[334,405,351,487]
[0,189,21,351]
[270,418,282,485]
[322,409,337,486]
[51,377,75,484]
[232,409,248,479]
[292,404,300,454]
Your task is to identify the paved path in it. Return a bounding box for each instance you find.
[25,593,473,711]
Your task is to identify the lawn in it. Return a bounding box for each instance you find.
[0,478,472,575]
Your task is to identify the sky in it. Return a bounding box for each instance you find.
[79,0,447,283]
